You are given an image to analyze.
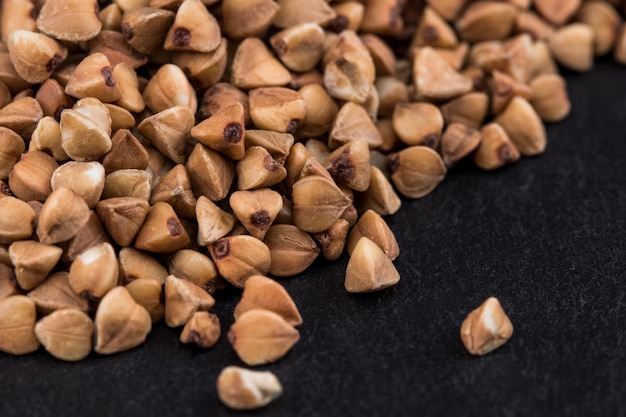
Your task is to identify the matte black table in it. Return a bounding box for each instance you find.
[2,58,625,417]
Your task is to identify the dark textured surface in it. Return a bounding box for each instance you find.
[2,59,626,417]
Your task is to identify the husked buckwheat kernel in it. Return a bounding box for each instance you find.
[121,7,175,56]
[186,144,235,201]
[111,64,145,113]
[37,187,90,245]
[7,30,68,84]
[548,23,595,72]
[440,123,482,167]
[535,0,582,26]
[461,297,514,356]
[96,197,150,247]
[414,7,459,48]
[292,175,351,233]
[118,247,168,286]
[347,210,399,261]
[360,0,404,35]
[221,0,280,40]
[195,196,235,246]
[68,242,118,301]
[168,249,219,293]
[234,275,302,326]
[228,309,299,366]
[27,272,89,315]
[474,123,521,170]
[0,197,35,244]
[575,2,622,56]
[489,70,533,115]
[180,311,220,348]
[1,0,36,42]
[126,278,164,323]
[530,74,572,123]
[440,92,489,129]
[9,150,57,202]
[208,236,271,288]
[217,366,283,410]
[60,97,112,162]
[230,189,282,241]
[30,116,67,162]
[143,64,197,113]
[264,224,320,277]
[35,309,94,361]
[134,202,190,253]
[270,24,326,73]
[149,164,196,219]
[329,102,383,149]
[51,161,105,209]
[393,102,444,148]
[236,146,287,191]
[137,106,194,165]
[164,0,221,53]
[164,275,215,328]
[344,237,400,293]
[495,96,547,156]
[353,166,402,216]
[273,0,336,29]
[0,96,43,140]
[456,2,517,43]
[102,169,152,201]
[0,295,40,355]
[94,286,151,355]
[388,146,447,199]
[413,47,473,101]
[9,240,62,291]
[36,0,102,42]
[231,38,291,89]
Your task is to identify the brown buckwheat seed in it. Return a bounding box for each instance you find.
[0,295,40,355]
[35,309,94,361]
[217,366,283,411]
[94,286,152,355]
[228,309,300,366]
[461,297,514,356]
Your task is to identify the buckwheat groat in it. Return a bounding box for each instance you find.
[217,366,283,410]
[461,297,514,356]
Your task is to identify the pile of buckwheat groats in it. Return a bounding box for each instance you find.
[0,0,623,410]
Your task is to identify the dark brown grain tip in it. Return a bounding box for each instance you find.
[497,143,515,164]
[101,67,116,87]
[264,154,280,172]
[250,210,271,230]
[212,238,230,260]
[1,181,12,196]
[286,119,299,134]
[422,133,438,148]
[8,269,20,289]
[46,54,64,72]
[186,329,202,345]
[223,122,243,144]
[421,26,440,44]
[388,154,400,174]
[121,23,134,41]
[172,27,191,47]
[167,217,183,236]
[273,38,288,56]
[329,151,355,182]
[331,15,349,33]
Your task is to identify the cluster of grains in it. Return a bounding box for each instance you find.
[0,0,623,409]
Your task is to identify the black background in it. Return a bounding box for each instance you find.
[1,58,625,417]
